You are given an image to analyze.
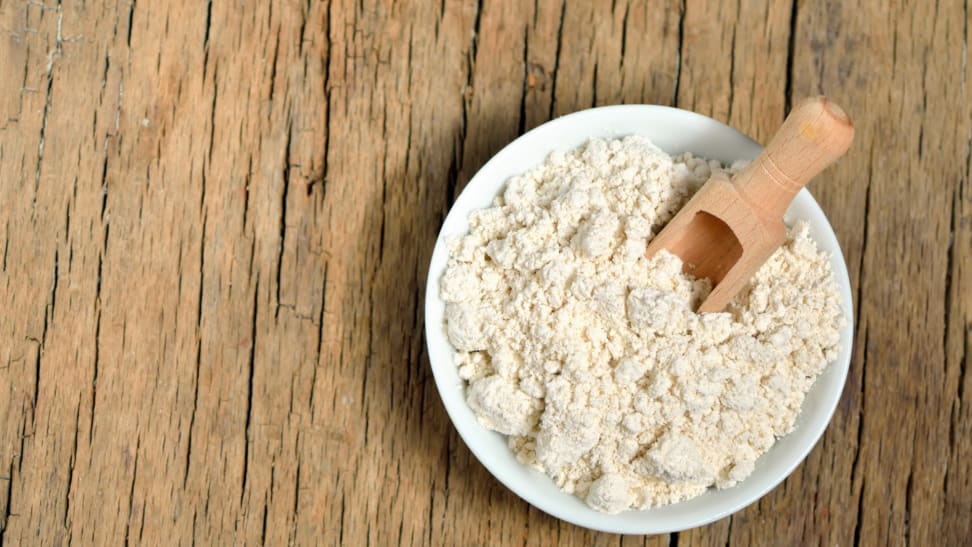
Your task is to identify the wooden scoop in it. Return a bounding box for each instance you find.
[645,96,854,313]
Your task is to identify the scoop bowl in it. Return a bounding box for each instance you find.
[424,105,854,534]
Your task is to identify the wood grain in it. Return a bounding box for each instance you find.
[0,0,968,545]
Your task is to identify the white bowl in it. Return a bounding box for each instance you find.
[424,105,854,534]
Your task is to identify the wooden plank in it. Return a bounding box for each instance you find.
[320,1,477,546]
[0,0,969,545]
[787,1,970,545]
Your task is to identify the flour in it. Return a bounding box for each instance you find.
[440,136,844,513]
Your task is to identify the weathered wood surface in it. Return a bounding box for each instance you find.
[0,0,968,545]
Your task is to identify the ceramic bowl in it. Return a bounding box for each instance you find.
[423,105,853,534]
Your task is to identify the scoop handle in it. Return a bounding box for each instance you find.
[733,96,854,220]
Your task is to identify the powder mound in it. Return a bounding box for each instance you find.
[586,473,634,514]
[440,136,845,512]
[466,375,541,435]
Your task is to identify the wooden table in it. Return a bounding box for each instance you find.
[1,0,969,545]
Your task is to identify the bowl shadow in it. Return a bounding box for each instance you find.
[362,115,533,522]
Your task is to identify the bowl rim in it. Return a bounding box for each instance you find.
[423,104,854,534]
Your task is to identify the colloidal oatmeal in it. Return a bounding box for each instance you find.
[440,136,844,513]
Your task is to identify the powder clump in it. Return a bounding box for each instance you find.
[440,136,845,513]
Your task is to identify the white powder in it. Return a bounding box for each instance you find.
[440,136,844,513]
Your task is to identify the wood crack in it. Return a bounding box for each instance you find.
[426,473,435,546]
[185,209,207,480]
[591,61,598,108]
[90,222,107,444]
[100,150,110,221]
[963,0,968,80]
[260,498,268,544]
[517,25,528,135]
[725,513,734,546]
[784,0,798,111]
[904,462,914,544]
[448,0,483,207]
[620,1,629,67]
[548,0,566,119]
[377,108,389,270]
[310,264,328,416]
[17,406,30,475]
[1,221,7,272]
[31,64,48,211]
[338,490,346,545]
[848,142,874,532]
[48,249,59,327]
[276,119,293,319]
[361,291,375,444]
[958,328,969,410]
[242,157,252,230]
[319,0,333,201]
[292,447,301,522]
[441,434,452,514]
[126,0,136,47]
[0,460,14,543]
[672,0,686,106]
[944,186,957,377]
[268,29,281,106]
[184,342,201,487]
[855,140,874,341]
[123,435,140,547]
[33,248,59,409]
[851,326,869,547]
[726,0,740,120]
[298,0,309,55]
[202,0,213,76]
[63,397,80,533]
[403,281,420,398]
[207,66,218,165]
[241,279,259,505]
